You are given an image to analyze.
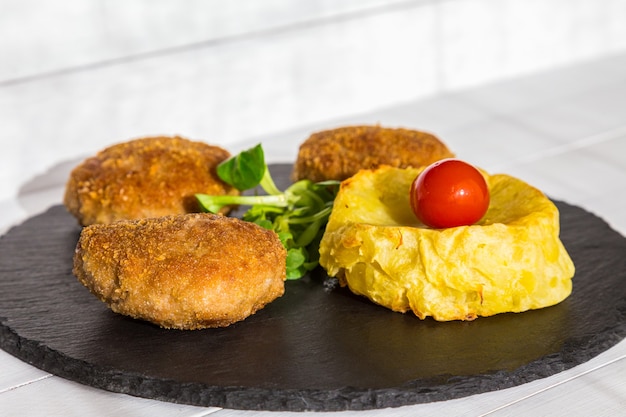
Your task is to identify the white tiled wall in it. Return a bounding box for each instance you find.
[1,0,625,202]
[438,0,626,89]
[1,0,400,81]
[4,0,625,86]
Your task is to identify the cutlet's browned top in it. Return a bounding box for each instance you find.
[292,125,454,182]
[64,136,238,226]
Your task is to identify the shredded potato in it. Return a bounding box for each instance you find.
[320,166,575,321]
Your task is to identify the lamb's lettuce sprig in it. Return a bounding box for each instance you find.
[196,144,339,279]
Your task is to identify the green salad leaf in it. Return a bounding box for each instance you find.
[196,144,339,279]
[215,143,282,195]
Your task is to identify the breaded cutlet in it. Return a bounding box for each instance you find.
[292,125,454,182]
[64,136,238,226]
[73,213,286,329]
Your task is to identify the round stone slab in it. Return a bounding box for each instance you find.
[0,165,624,411]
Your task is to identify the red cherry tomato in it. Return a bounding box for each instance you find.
[410,159,490,228]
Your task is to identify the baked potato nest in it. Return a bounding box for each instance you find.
[319,165,575,321]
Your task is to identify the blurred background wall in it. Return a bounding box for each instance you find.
[1,0,625,201]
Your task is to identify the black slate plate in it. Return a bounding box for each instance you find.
[1,164,625,412]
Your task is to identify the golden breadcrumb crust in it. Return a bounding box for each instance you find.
[292,125,454,182]
[64,136,238,226]
[73,213,286,329]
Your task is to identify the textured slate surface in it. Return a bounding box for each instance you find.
[0,165,625,411]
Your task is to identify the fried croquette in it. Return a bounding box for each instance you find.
[64,136,239,226]
[292,125,454,182]
[73,213,286,329]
